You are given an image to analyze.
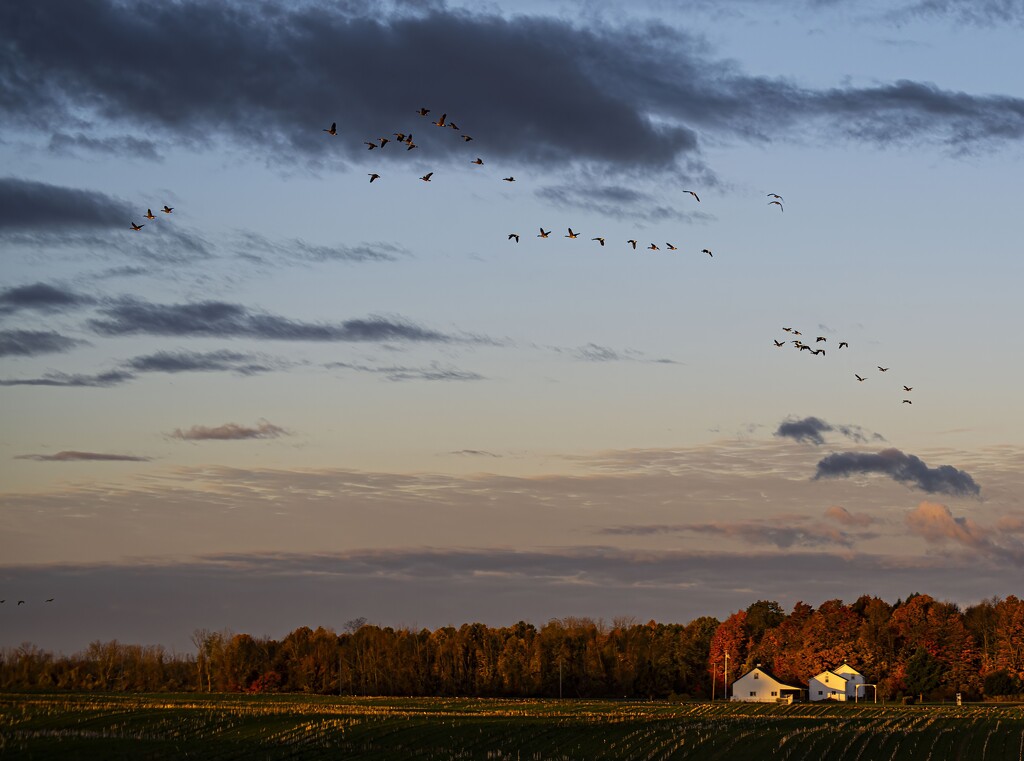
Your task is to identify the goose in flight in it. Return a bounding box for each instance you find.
[323,122,337,135]
[502,176,515,182]
[130,222,144,231]
[813,348,825,356]
[839,341,849,349]
[565,228,580,239]
[783,327,793,332]
[508,233,520,242]
[432,113,448,127]
[767,193,784,201]
[702,248,713,257]
[364,141,377,150]
[18,601,25,605]
[791,330,801,336]
[368,173,380,183]
[420,172,433,182]
[394,132,406,142]
[461,134,473,142]
[162,206,173,214]
[855,374,867,382]
[816,336,826,342]
[903,399,912,404]
[666,243,677,250]
[378,137,389,148]
[592,237,605,246]
[144,208,156,220]
[406,142,418,151]
[447,121,460,130]
[903,386,913,392]
[769,201,784,211]
[45,598,53,602]
[774,340,785,347]
[471,158,484,165]
[683,190,700,202]
[538,228,551,238]
[878,366,889,372]
[417,108,430,116]
[648,243,659,250]
[628,239,638,249]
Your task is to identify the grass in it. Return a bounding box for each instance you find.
[1,693,1022,760]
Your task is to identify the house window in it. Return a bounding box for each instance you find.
[750,692,756,697]
[818,690,823,695]
[771,691,777,696]
[754,673,759,679]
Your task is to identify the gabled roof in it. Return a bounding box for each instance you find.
[833,663,864,676]
[735,666,805,690]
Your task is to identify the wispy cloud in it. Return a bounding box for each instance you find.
[328,360,485,382]
[814,448,981,496]
[235,231,406,265]
[824,505,875,528]
[125,349,283,376]
[15,450,151,462]
[0,330,86,358]
[0,176,132,231]
[47,131,163,161]
[0,283,95,315]
[169,420,288,441]
[0,370,134,387]
[906,501,1024,564]
[449,449,502,458]
[600,516,866,549]
[775,415,881,446]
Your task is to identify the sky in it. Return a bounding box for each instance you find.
[1,0,1023,653]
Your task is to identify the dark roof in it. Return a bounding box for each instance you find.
[736,665,806,690]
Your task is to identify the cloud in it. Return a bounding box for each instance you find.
[814,448,981,496]
[535,182,713,222]
[0,329,86,357]
[824,505,875,528]
[47,131,163,161]
[546,343,681,364]
[3,0,1023,180]
[125,349,281,376]
[0,176,132,231]
[886,0,1024,26]
[0,283,96,315]
[905,501,989,548]
[601,518,862,549]
[775,416,879,446]
[0,370,135,387]
[235,231,406,265]
[328,360,485,381]
[89,299,466,343]
[450,450,502,458]
[169,420,288,441]
[15,451,150,462]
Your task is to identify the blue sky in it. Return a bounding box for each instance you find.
[1,0,1022,651]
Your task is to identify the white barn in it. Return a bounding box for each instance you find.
[730,666,805,703]
[809,663,866,701]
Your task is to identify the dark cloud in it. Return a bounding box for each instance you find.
[236,231,406,265]
[0,329,86,357]
[535,182,714,222]
[0,177,132,231]
[775,416,879,446]
[3,0,1022,181]
[0,282,96,315]
[0,370,134,387]
[47,132,163,161]
[169,421,288,441]
[89,299,464,343]
[814,448,981,496]
[449,449,502,458]
[600,519,862,549]
[125,349,280,376]
[886,0,1024,26]
[15,451,150,462]
[328,360,485,381]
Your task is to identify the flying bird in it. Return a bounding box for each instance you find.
[471,158,484,165]
[461,135,473,142]
[538,228,551,238]
[813,349,825,356]
[420,172,433,182]
[368,173,380,183]
[364,141,377,150]
[417,108,430,116]
[816,337,827,342]
[839,342,849,349]
[378,137,389,148]
[791,330,802,336]
[769,201,784,211]
[774,340,785,347]
[903,399,912,404]
[666,243,678,250]
[508,233,520,243]
[406,142,418,151]
[502,177,515,182]
[432,113,447,127]
[648,243,659,250]
[767,193,784,201]
[161,206,173,214]
[130,222,144,231]
[702,249,713,257]
[592,237,605,246]
[783,327,793,332]
[627,240,638,249]
[393,132,406,142]
[855,374,867,382]
[878,366,889,372]
[18,601,25,606]
[447,121,460,130]
[323,122,337,135]
[144,208,156,220]
[903,386,913,392]
[565,228,579,239]
[45,598,53,603]
[683,190,700,202]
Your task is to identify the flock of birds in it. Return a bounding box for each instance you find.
[130,205,174,231]
[773,327,915,405]
[2,599,54,606]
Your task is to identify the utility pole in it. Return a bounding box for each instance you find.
[724,652,730,702]
[712,661,717,701]
[558,656,563,700]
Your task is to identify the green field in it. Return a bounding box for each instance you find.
[1,694,1022,760]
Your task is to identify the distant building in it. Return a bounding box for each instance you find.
[808,663,866,701]
[730,665,805,703]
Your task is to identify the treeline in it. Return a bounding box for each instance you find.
[1,594,1021,699]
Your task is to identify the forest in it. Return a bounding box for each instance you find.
[1,593,1021,700]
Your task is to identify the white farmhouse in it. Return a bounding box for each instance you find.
[808,663,866,701]
[730,665,805,703]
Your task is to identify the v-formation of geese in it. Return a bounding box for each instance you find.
[130,205,174,232]
[775,327,915,405]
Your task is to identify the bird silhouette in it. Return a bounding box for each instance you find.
[368,173,380,183]
[45,598,53,603]
[769,201,784,211]
[774,340,785,347]
[855,374,867,382]
[565,228,579,239]
[648,243,659,250]
[130,222,144,231]
[702,249,713,257]
[592,237,605,246]
[447,121,460,130]
[839,342,849,349]
[502,177,515,182]
[420,172,433,182]
[18,601,25,606]
[903,386,913,392]
[393,132,406,142]
[364,141,377,150]
[378,137,389,148]
[878,366,889,372]
[683,190,700,202]
[813,349,825,356]
[461,134,473,142]
[627,240,638,249]
[161,205,173,214]
[144,208,156,220]
[783,327,793,332]
[903,399,912,404]
[323,122,337,135]
[471,158,484,165]
[417,107,430,116]
[816,337,826,342]
[432,113,447,127]
[791,330,802,336]
[538,228,551,238]
[666,243,678,250]
[767,193,784,201]
[508,233,520,242]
